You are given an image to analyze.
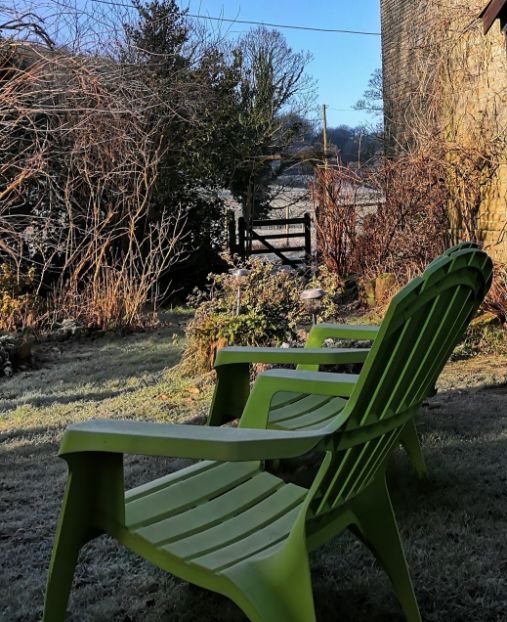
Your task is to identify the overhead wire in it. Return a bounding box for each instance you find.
[89,0,381,37]
[11,0,382,120]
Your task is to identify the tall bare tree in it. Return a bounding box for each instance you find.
[229,27,315,223]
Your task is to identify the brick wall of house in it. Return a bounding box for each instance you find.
[380,0,507,262]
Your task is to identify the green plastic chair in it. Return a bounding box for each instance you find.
[208,242,483,478]
[43,247,492,622]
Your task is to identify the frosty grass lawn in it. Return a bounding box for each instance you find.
[1,315,506,621]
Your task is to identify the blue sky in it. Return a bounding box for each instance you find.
[179,0,382,128]
[12,0,381,127]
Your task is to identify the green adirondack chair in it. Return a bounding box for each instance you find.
[43,247,492,622]
[207,242,483,478]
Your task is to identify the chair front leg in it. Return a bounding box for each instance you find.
[43,452,124,622]
[208,363,251,426]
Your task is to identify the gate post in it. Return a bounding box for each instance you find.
[238,217,246,260]
[227,211,236,256]
[304,212,312,265]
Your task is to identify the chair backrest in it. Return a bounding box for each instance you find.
[310,247,492,516]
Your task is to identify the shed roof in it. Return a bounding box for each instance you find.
[480,0,507,34]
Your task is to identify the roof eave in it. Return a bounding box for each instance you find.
[480,0,507,35]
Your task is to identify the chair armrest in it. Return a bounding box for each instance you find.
[208,348,366,427]
[214,346,370,367]
[58,419,326,461]
[240,369,358,429]
[305,323,379,348]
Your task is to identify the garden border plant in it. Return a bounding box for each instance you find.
[182,258,345,373]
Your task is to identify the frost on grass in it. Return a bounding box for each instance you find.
[0,329,506,621]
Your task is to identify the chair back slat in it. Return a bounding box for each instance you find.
[310,247,492,516]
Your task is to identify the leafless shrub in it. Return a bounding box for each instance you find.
[311,166,357,276]
[0,12,187,331]
[312,155,449,280]
[484,263,507,323]
[355,153,450,278]
[314,2,506,300]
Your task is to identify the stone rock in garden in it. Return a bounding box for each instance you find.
[359,273,397,307]
[53,318,85,341]
[0,333,33,376]
[0,344,11,376]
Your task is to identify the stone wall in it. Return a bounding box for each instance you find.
[380,0,507,262]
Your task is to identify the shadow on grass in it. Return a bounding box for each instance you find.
[0,327,188,428]
[1,387,144,412]
[33,339,183,389]
[1,382,506,621]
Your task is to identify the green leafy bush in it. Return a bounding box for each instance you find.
[182,259,344,373]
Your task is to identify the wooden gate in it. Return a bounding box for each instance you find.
[228,213,312,268]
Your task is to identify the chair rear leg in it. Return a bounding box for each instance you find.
[399,419,427,479]
[351,478,422,622]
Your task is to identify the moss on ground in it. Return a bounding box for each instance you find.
[1,317,506,621]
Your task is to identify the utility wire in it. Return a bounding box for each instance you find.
[90,0,381,36]
[328,107,367,113]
